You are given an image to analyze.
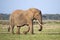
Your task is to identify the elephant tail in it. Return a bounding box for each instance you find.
[8,26,10,32]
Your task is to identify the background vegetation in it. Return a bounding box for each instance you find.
[0,13,60,40]
[0,20,60,40]
[0,13,60,20]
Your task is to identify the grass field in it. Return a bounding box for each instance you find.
[0,20,60,40]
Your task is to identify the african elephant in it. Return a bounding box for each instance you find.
[8,8,42,34]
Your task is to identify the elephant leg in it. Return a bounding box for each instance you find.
[11,25,14,34]
[8,26,10,32]
[16,26,20,34]
[29,21,34,34]
[23,26,30,34]
[39,24,42,31]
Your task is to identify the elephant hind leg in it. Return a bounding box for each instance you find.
[16,26,20,34]
[8,26,10,32]
[23,26,30,34]
[8,25,15,34]
[11,25,14,34]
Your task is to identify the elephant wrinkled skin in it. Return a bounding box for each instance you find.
[8,8,42,34]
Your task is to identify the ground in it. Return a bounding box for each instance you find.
[0,20,60,40]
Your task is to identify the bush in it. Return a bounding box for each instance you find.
[0,20,9,25]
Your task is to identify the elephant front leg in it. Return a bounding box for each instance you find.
[23,26,30,34]
[16,26,20,34]
[11,25,14,34]
[29,21,34,34]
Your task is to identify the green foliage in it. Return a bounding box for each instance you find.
[0,13,60,20]
[0,20,9,25]
[0,14,9,20]
[42,14,60,20]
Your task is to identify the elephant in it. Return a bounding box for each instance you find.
[8,8,42,34]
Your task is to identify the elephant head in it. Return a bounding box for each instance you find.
[28,8,42,31]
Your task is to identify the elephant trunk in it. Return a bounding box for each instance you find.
[37,20,42,31]
[37,12,42,31]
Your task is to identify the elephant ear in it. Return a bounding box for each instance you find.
[28,8,40,17]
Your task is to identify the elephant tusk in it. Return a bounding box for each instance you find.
[37,20,42,26]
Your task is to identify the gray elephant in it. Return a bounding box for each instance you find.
[8,8,42,34]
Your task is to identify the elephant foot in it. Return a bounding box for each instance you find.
[12,33,15,34]
[11,32,15,34]
[29,31,34,34]
[16,33,20,34]
[8,28,10,32]
[30,33,34,34]
[16,32,20,34]
[23,31,27,34]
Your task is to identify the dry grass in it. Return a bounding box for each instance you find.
[0,20,60,40]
